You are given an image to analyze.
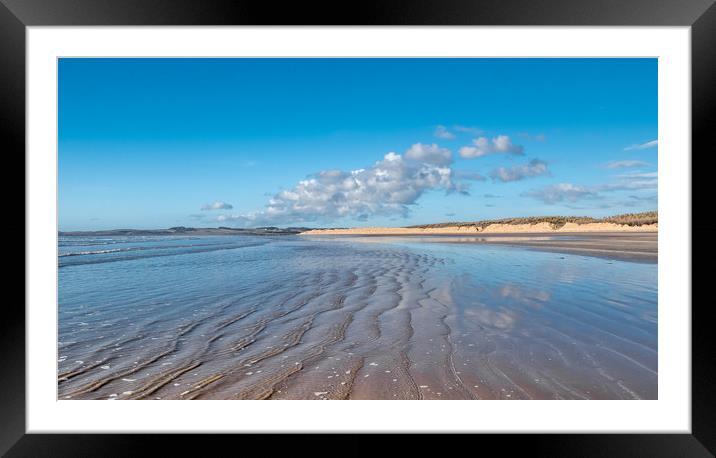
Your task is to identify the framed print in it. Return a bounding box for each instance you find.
[4,0,715,455]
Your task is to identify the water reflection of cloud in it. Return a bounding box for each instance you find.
[499,284,551,308]
[454,280,553,332]
[535,261,587,285]
[464,306,518,330]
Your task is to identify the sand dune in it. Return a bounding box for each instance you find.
[300,222,658,236]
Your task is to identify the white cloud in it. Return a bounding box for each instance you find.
[524,171,657,205]
[518,132,546,142]
[490,159,549,182]
[605,160,650,169]
[201,201,233,211]
[453,125,483,135]
[434,125,455,140]
[459,135,524,159]
[523,183,596,204]
[220,152,457,225]
[404,143,453,165]
[453,170,486,181]
[597,171,657,191]
[624,139,658,151]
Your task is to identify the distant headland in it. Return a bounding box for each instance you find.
[59,226,311,237]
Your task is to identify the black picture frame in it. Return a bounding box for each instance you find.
[4,0,714,455]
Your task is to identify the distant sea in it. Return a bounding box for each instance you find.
[58,234,657,400]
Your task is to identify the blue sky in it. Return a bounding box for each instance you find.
[59,58,657,230]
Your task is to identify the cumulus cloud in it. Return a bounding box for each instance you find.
[218,152,457,226]
[523,183,596,204]
[404,143,453,165]
[624,139,658,151]
[605,160,650,169]
[459,135,524,159]
[434,125,455,140]
[490,159,549,182]
[201,201,233,211]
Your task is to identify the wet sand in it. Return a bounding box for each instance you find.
[474,232,657,262]
[58,235,657,400]
[332,232,658,263]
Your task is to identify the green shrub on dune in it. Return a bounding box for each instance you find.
[408,211,657,229]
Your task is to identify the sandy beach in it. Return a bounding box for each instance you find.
[305,232,658,263]
[300,222,658,236]
[301,221,658,262]
[58,233,657,400]
[56,56,661,404]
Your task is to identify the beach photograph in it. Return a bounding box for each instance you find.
[58,58,657,400]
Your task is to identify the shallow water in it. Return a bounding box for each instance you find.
[58,235,657,400]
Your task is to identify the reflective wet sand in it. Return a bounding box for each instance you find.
[319,232,657,263]
[58,234,657,400]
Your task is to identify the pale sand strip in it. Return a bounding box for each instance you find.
[300,222,658,236]
[300,229,658,262]
[474,233,658,262]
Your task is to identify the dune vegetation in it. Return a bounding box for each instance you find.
[408,211,657,230]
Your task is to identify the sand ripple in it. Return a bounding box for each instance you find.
[58,238,657,400]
